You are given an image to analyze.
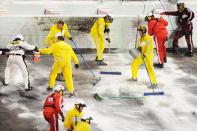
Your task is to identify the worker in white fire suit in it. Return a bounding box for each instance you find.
[3,34,37,91]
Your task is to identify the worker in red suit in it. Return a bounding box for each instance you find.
[145,13,168,68]
[43,85,65,131]
[160,1,195,57]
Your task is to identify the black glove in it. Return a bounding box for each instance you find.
[75,64,79,69]
[137,47,142,52]
[106,38,110,43]
[34,46,39,52]
[69,37,73,41]
[104,28,110,33]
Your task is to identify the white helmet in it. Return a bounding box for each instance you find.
[15,34,24,41]
[177,1,184,5]
[53,85,65,92]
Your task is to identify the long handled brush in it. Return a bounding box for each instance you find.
[72,40,100,86]
[93,93,147,101]
[140,52,164,96]
[100,34,121,75]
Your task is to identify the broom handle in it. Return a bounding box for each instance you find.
[109,40,112,71]
[103,96,146,99]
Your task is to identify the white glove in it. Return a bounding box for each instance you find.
[0,51,2,55]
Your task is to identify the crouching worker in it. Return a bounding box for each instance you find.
[39,36,79,97]
[64,103,86,131]
[130,26,157,88]
[3,34,38,91]
[43,85,65,131]
[73,117,92,131]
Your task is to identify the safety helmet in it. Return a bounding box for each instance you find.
[15,34,24,41]
[104,15,113,23]
[144,12,154,22]
[177,1,185,11]
[137,26,147,34]
[53,85,65,95]
[75,103,86,110]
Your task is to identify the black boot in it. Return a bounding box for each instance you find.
[2,80,8,86]
[163,57,167,63]
[95,56,98,62]
[97,60,107,66]
[184,52,193,57]
[153,63,164,68]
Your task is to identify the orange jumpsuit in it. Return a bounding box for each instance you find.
[43,93,64,131]
[148,17,168,64]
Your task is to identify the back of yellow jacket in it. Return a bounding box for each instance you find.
[64,108,84,130]
[45,23,71,47]
[39,41,78,64]
[137,34,153,57]
[90,18,110,39]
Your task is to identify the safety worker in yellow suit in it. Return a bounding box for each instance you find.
[130,26,157,88]
[45,20,73,81]
[45,20,72,47]
[90,15,113,65]
[73,117,92,131]
[64,103,86,131]
[39,36,79,96]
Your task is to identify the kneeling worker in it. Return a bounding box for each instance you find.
[64,103,86,131]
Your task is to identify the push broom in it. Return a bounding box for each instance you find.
[100,34,121,75]
[93,93,147,101]
[72,40,101,86]
[140,51,164,96]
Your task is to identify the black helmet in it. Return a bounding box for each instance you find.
[104,15,113,23]
[75,103,86,110]
[137,26,147,34]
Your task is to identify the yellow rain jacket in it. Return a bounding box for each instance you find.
[131,34,157,84]
[90,18,111,60]
[39,40,78,92]
[73,121,90,131]
[45,24,71,47]
[64,108,84,130]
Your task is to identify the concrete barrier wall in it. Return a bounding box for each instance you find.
[0,0,196,50]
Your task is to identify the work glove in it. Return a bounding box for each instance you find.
[69,37,73,41]
[60,113,64,122]
[34,46,39,52]
[137,47,142,52]
[160,12,165,15]
[104,28,110,33]
[106,38,111,43]
[75,64,79,69]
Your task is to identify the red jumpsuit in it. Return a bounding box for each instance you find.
[148,17,168,64]
[165,8,195,53]
[43,93,64,131]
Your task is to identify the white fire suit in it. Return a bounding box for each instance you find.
[4,40,36,90]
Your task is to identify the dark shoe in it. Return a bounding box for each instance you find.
[25,86,33,91]
[153,63,164,68]
[2,80,8,86]
[163,57,167,63]
[184,52,193,57]
[127,78,137,82]
[47,86,53,92]
[95,56,98,62]
[56,73,64,81]
[97,60,107,66]
[69,92,76,97]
